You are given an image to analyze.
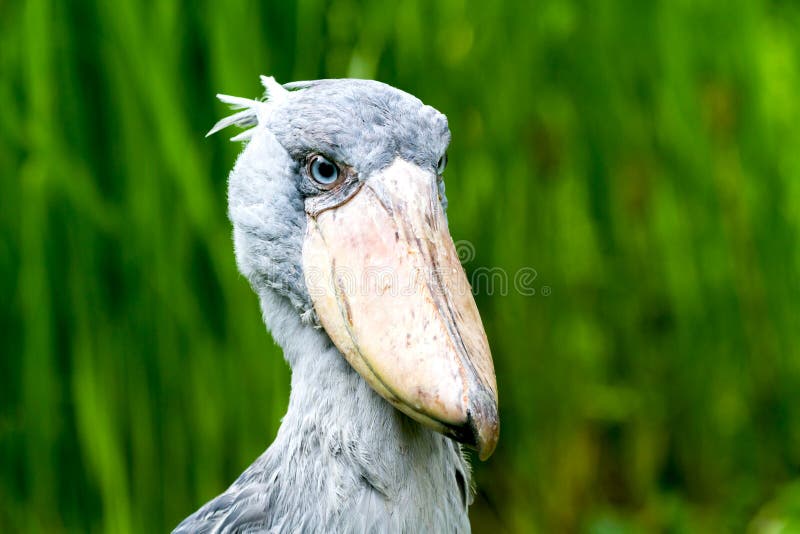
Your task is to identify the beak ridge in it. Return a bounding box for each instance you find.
[303,159,499,459]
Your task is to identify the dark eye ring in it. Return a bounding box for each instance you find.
[437,153,448,175]
[308,155,341,188]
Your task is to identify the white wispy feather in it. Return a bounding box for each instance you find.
[206,75,291,141]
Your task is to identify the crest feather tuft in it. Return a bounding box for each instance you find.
[206,75,293,140]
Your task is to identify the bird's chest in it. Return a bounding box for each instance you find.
[285,420,471,532]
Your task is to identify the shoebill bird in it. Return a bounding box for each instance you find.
[173,76,499,533]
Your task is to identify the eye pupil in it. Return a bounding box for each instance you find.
[318,161,334,178]
[309,155,340,186]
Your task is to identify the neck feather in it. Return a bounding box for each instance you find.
[248,287,472,530]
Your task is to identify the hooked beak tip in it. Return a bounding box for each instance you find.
[443,386,499,460]
[468,387,499,460]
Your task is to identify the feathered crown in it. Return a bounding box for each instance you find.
[206,75,289,142]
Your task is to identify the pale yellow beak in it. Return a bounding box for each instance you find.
[302,159,499,460]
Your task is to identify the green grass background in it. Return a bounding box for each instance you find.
[2,0,800,531]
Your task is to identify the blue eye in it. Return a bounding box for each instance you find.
[437,153,448,175]
[309,155,340,187]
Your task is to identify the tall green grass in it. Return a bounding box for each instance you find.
[2,0,800,531]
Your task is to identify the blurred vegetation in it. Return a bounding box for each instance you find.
[2,0,800,532]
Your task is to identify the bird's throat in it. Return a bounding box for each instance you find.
[255,287,471,523]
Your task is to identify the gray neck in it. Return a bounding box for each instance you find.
[246,288,472,531]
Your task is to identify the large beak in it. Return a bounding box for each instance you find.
[303,159,499,460]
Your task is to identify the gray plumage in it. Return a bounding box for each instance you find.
[174,79,471,533]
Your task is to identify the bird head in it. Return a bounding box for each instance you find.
[212,76,499,460]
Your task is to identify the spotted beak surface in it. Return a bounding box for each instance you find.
[303,159,499,460]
